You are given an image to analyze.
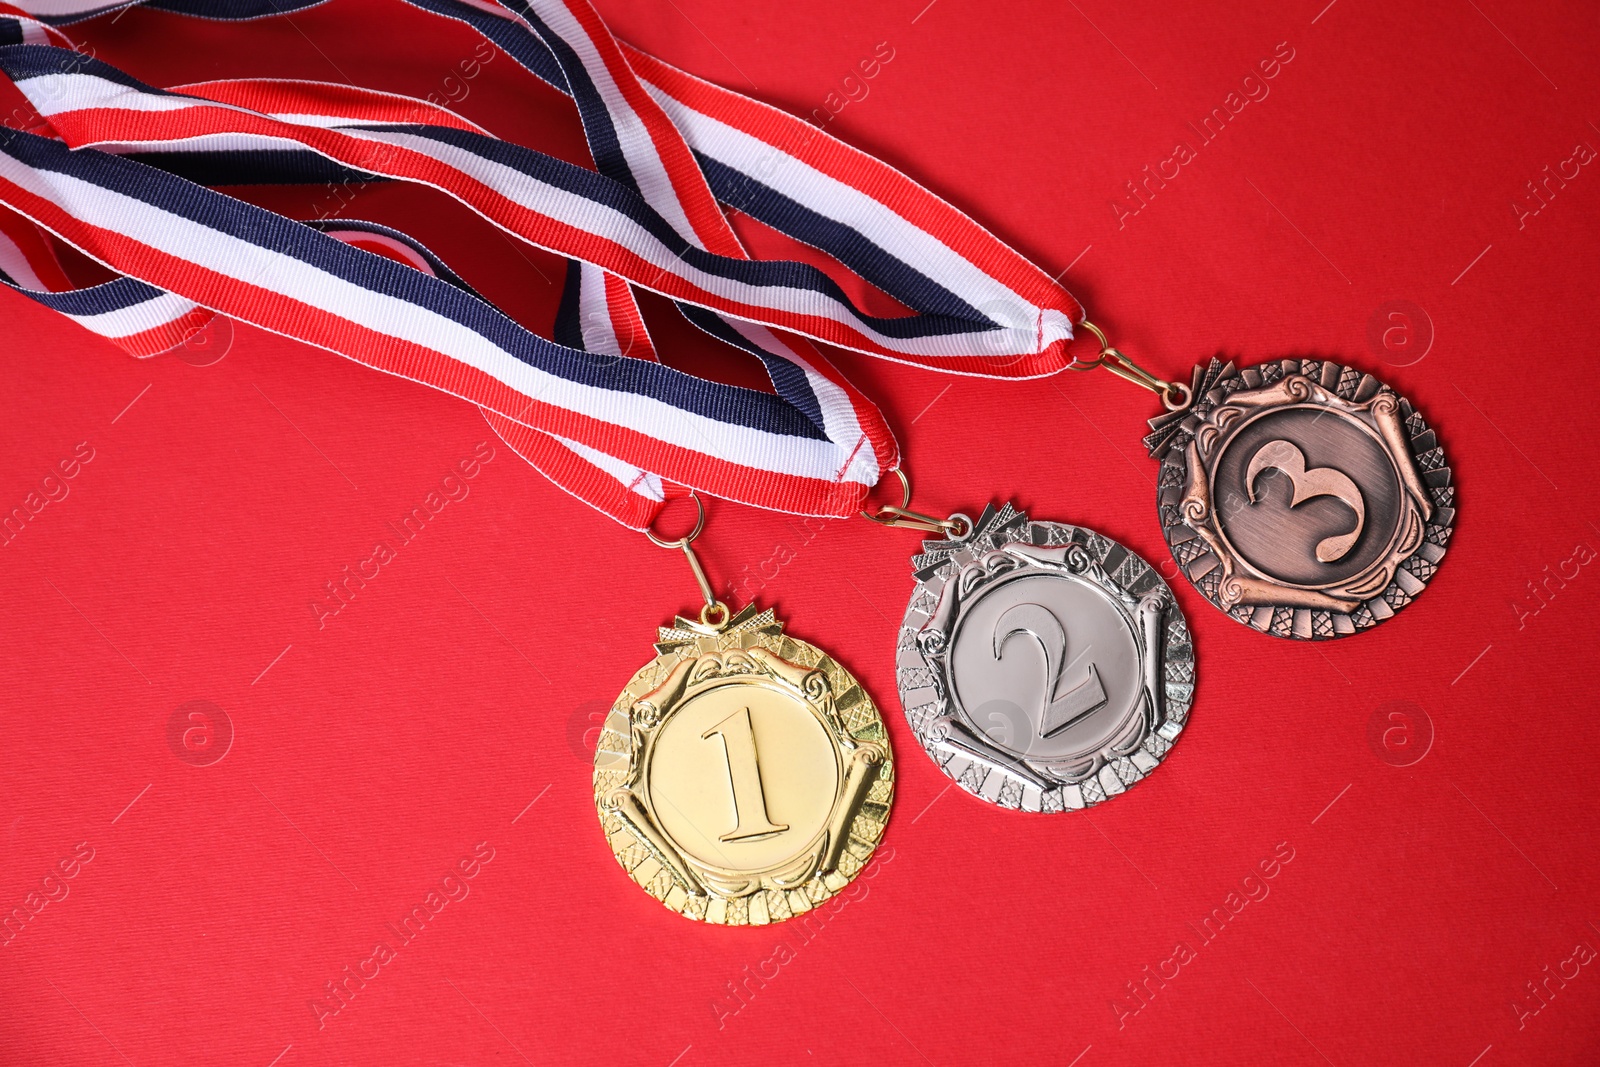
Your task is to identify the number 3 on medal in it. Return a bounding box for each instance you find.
[1245,439,1366,563]
[703,707,788,842]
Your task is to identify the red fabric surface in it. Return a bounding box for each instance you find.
[3,1,1597,1064]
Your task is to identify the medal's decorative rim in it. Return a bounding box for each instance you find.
[594,605,894,925]
[895,504,1195,813]
[1146,358,1455,640]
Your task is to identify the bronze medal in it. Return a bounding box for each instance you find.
[1146,358,1455,639]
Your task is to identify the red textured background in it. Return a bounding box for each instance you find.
[3,1,1598,1064]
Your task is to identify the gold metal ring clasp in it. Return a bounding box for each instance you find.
[644,492,706,548]
[644,493,729,626]
[1073,319,1191,411]
[860,468,972,538]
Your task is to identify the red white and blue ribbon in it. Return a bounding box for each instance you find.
[0,0,1087,529]
[0,125,884,525]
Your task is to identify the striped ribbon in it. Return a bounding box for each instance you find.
[0,0,1086,529]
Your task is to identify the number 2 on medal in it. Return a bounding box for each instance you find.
[994,603,1108,738]
[703,707,788,842]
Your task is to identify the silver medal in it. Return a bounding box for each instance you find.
[895,504,1194,812]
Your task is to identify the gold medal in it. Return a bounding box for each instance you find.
[593,500,893,925]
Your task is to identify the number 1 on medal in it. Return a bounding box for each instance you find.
[703,707,789,842]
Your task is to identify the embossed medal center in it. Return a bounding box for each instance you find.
[1211,406,1403,587]
[948,573,1142,761]
[648,683,839,872]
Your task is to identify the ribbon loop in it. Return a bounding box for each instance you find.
[0,0,1091,530]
